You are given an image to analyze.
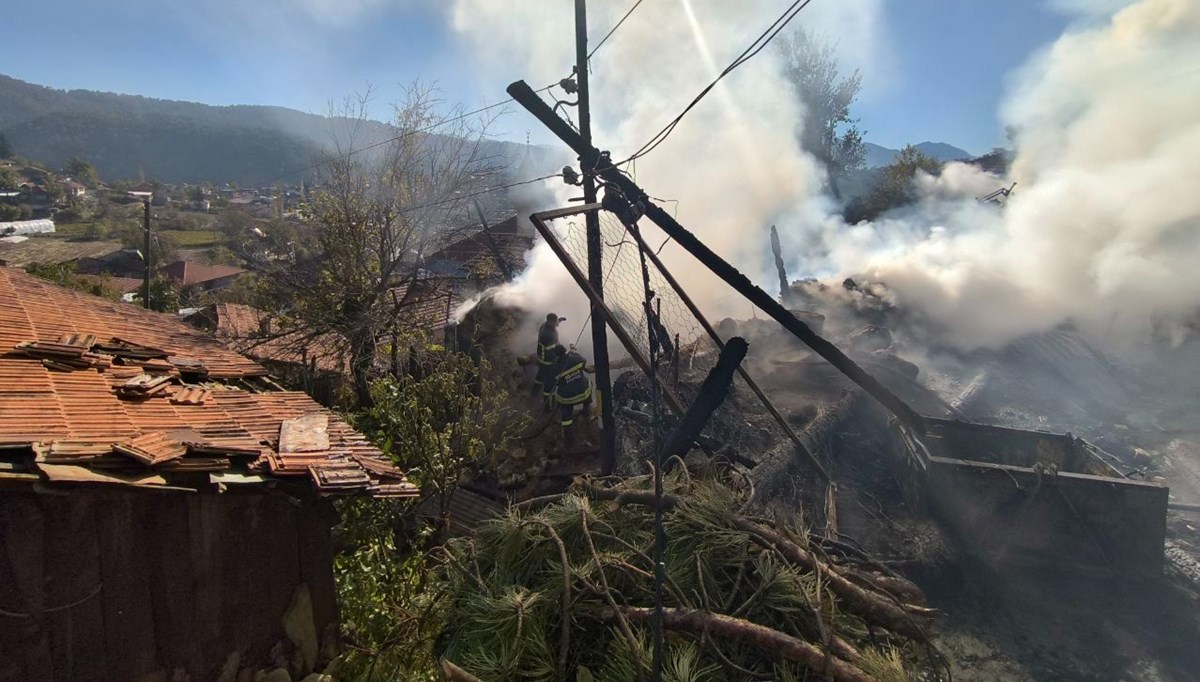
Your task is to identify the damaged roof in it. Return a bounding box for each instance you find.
[187,302,347,374]
[0,266,416,498]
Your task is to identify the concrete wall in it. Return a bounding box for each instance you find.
[0,489,338,681]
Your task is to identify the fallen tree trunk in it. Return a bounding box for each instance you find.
[589,605,877,682]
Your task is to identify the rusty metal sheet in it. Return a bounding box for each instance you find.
[278,412,330,453]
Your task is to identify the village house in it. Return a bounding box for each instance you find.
[159,259,245,292]
[0,266,417,680]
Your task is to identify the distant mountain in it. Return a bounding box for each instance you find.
[0,74,557,186]
[863,141,973,168]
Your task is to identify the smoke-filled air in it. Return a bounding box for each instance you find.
[449,0,1200,355]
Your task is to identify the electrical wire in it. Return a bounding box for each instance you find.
[259,83,556,187]
[588,0,647,59]
[613,0,817,168]
[395,173,561,215]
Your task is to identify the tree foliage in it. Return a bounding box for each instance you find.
[0,164,22,190]
[332,352,526,679]
[845,145,943,223]
[263,83,503,406]
[66,157,100,187]
[778,30,866,196]
[23,262,121,299]
[0,131,12,159]
[437,475,941,681]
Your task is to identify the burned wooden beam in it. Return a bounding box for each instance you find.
[770,225,790,306]
[661,337,747,465]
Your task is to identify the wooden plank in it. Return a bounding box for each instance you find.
[95,494,161,680]
[44,495,109,682]
[146,495,199,678]
[297,501,338,634]
[0,496,52,680]
[187,494,224,675]
[278,412,330,453]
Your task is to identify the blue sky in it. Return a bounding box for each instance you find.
[0,0,1072,156]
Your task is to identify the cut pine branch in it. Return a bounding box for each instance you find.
[588,605,877,682]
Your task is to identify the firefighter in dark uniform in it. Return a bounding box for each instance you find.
[552,344,593,445]
[536,313,564,411]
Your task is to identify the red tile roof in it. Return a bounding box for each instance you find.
[191,302,347,374]
[160,260,246,286]
[0,266,415,498]
[424,215,532,279]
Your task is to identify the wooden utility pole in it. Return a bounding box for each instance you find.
[142,197,152,309]
[575,0,617,475]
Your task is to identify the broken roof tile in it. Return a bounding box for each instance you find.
[112,431,189,466]
[0,266,416,498]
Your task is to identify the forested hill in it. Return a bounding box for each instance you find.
[0,74,547,185]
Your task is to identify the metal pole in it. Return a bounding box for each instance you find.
[142,198,151,309]
[575,0,618,476]
[505,80,926,434]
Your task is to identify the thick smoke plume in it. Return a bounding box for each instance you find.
[447,0,877,354]
[803,0,1200,350]
[450,0,1200,357]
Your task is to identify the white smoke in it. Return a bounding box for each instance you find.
[449,0,1200,356]
[808,0,1200,350]
[446,0,878,354]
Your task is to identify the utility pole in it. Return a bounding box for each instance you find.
[575,0,617,476]
[141,197,152,310]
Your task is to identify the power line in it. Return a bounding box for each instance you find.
[395,172,560,215]
[614,0,816,167]
[588,0,646,59]
[261,84,556,188]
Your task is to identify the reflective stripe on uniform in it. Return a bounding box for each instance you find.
[555,384,592,406]
[537,342,554,365]
[555,362,585,380]
[561,418,574,427]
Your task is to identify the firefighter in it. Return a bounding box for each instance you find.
[552,344,593,445]
[535,313,564,411]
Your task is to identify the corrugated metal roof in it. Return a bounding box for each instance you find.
[0,266,418,498]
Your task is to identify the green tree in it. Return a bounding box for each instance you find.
[66,157,100,188]
[215,207,252,240]
[778,29,866,197]
[333,352,526,678]
[139,275,180,313]
[845,145,943,222]
[0,132,12,159]
[264,83,502,407]
[24,262,120,299]
[0,165,21,190]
